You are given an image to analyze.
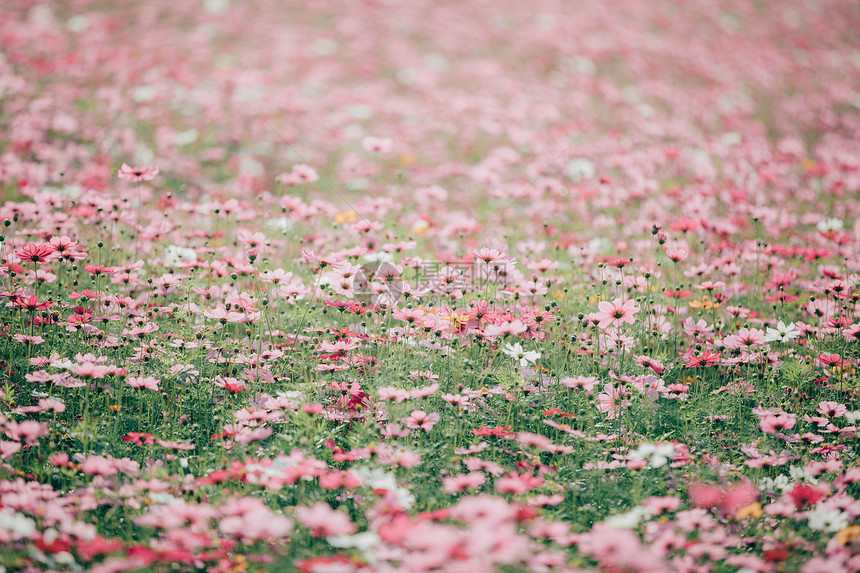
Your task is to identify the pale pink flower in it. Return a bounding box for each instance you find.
[817,401,847,417]
[127,376,160,391]
[595,298,639,329]
[597,384,624,419]
[117,163,159,182]
[402,410,440,431]
[758,414,797,434]
[442,472,486,494]
[561,376,599,393]
[294,502,356,536]
[4,420,48,445]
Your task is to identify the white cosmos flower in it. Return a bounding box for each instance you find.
[605,506,651,528]
[629,443,676,468]
[816,218,843,233]
[501,342,541,367]
[806,505,849,532]
[764,321,800,343]
[327,531,381,562]
[845,411,860,424]
[353,467,414,509]
[0,510,36,540]
[165,245,197,266]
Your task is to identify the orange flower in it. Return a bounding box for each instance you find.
[333,210,358,224]
[735,502,763,520]
[836,525,860,545]
[689,296,719,310]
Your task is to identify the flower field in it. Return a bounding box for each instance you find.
[1,0,860,571]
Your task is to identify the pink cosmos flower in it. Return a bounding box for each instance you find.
[683,317,714,338]
[594,298,639,329]
[362,136,392,152]
[758,414,797,434]
[49,236,87,261]
[633,355,665,374]
[294,502,356,536]
[403,410,440,431]
[233,427,273,444]
[665,246,689,263]
[561,376,599,393]
[38,398,66,412]
[78,457,116,477]
[277,164,319,185]
[817,401,847,417]
[597,384,624,419]
[723,327,767,349]
[684,349,721,368]
[127,376,160,391]
[442,472,486,494]
[4,420,48,445]
[69,362,113,379]
[219,498,293,542]
[687,481,758,515]
[0,441,22,459]
[118,163,159,182]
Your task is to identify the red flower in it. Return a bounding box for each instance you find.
[224,382,245,393]
[472,425,515,437]
[75,537,123,562]
[541,407,576,418]
[13,295,53,311]
[684,349,720,368]
[763,548,790,563]
[787,484,823,509]
[664,289,691,299]
[817,353,843,367]
[34,533,71,555]
[295,556,355,573]
[14,243,54,264]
